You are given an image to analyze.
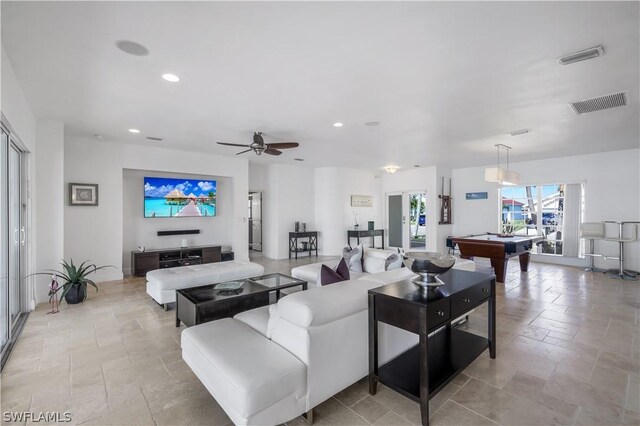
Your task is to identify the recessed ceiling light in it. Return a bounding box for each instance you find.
[365,121,380,127]
[128,128,141,134]
[162,73,180,82]
[294,158,304,161]
[146,136,163,141]
[115,40,149,57]
[509,129,531,136]
[333,122,343,127]
[558,45,604,65]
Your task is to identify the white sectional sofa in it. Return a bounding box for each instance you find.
[291,247,475,286]
[181,260,475,425]
[146,260,265,308]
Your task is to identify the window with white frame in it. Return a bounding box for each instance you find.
[499,184,583,256]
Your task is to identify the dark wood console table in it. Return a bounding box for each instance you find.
[131,245,234,277]
[348,229,384,249]
[368,269,496,425]
[288,232,318,259]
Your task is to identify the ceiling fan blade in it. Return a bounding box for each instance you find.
[267,142,299,149]
[217,142,251,147]
[264,148,283,156]
[236,149,253,155]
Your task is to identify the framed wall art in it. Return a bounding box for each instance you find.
[69,183,98,206]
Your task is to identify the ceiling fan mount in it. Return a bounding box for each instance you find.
[217,132,300,156]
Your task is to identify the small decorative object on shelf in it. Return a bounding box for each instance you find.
[403,252,456,291]
[48,275,59,314]
[295,221,300,232]
[137,245,146,252]
[368,221,375,231]
[438,177,452,225]
[181,239,188,248]
[353,211,359,230]
[300,223,306,232]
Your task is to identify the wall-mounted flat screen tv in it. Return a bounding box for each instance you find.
[144,177,216,218]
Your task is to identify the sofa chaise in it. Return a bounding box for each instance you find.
[181,259,476,425]
[146,260,265,309]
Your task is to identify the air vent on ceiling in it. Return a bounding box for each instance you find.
[509,129,531,136]
[558,46,604,65]
[570,92,628,115]
[146,136,163,141]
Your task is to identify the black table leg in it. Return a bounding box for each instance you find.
[419,308,429,425]
[368,294,378,395]
[295,237,298,259]
[488,277,496,358]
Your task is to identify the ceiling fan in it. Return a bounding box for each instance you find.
[217,132,299,156]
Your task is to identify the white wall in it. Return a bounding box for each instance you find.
[34,120,64,303]
[315,167,383,256]
[249,162,268,192]
[121,169,233,275]
[1,47,36,149]
[64,137,249,282]
[1,45,40,308]
[260,164,315,259]
[452,149,640,271]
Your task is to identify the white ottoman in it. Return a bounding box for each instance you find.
[181,319,307,425]
[146,260,265,307]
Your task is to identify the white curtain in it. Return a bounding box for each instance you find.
[563,183,582,257]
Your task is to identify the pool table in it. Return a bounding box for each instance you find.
[446,233,543,283]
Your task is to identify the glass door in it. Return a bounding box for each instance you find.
[408,192,426,249]
[8,143,23,326]
[1,121,27,369]
[387,191,428,251]
[248,192,262,252]
[0,127,8,352]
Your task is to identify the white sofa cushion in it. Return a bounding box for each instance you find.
[181,319,306,424]
[291,262,367,287]
[277,278,383,327]
[234,305,270,337]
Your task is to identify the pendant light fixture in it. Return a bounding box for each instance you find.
[484,144,520,186]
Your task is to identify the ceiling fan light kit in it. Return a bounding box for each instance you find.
[484,144,520,186]
[217,132,300,157]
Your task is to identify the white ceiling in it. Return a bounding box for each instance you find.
[2,1,638,170]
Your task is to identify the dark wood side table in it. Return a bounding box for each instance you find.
[289,231,318,259]
[176,273,308,327]
[368,269,496,426]
[348,229,385,249]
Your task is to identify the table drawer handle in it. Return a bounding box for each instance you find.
[462,298,471,303]
[436,310,445,317]
[482,288,489,293]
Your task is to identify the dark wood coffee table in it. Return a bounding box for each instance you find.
[176,273,308,327]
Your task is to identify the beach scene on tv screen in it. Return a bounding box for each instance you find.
[144,177,216,218]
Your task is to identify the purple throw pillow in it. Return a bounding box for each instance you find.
[335,258,350,280]
[320,258,351,286]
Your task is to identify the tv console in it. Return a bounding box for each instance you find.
[131,245,234,277]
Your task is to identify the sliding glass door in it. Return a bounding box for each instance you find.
[1,127,8,352]
[1,121,27,368]
[9,143,23,326]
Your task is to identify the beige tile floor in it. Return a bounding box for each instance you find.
[1,253,638,426]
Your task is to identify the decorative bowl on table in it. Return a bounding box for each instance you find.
[403,252,456,290]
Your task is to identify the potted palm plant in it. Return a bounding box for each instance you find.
[33,259,114,304]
